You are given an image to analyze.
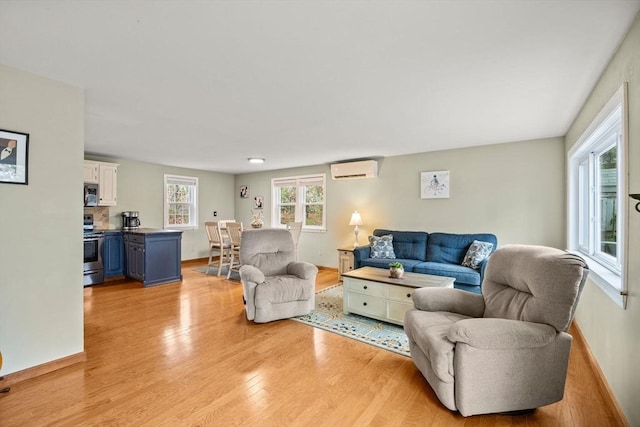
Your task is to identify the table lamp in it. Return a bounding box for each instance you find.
[349,211,363,248]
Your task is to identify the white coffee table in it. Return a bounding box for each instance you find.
[342,266,455,326]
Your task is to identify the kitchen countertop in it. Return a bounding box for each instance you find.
[89,227,183,234]
[121,228,183,234]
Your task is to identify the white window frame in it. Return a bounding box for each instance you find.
[164,174,198,230]
[271,174,326,232]
[567,83,628,308]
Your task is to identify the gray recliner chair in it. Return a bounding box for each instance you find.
[239,228,318,323]
[404,245,589,417]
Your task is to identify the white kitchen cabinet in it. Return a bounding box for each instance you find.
[98,162,118,206]
[84,160,119,206]
[83,161,99,183]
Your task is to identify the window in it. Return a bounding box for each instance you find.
[568,83,627,307]
[271,174,326,231]
[164,174,198,229]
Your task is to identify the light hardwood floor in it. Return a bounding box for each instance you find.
[0,263,624,426]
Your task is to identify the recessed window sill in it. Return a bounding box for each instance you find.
[270,226,327,233]
[569,251,624,308]
[164,225,198,230]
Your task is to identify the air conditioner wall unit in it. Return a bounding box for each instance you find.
[330,160,378,180]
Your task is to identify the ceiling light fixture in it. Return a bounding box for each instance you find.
[248,157,265,164]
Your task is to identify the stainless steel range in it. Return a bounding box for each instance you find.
[83,214,104,286]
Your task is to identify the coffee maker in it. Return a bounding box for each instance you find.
[122,211,141,230]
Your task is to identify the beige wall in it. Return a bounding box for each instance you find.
[84,155,236,260]
[235,136,565,268]
[565,13,640,426]
[0,65,85,374]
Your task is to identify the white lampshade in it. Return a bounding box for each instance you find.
[349,211,363,226]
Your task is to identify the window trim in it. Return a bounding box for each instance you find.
[567,83,628,308]
[163,174,199,230]
[271,173,327,232]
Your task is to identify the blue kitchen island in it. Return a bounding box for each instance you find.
[123,228,183,287]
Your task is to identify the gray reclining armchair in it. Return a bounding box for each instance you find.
[239,228,318,323]
[404,245,589,417]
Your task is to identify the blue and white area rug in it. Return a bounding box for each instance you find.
[291,284,410,357]
[195,266,241,281]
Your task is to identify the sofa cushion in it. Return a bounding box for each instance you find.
[414,262,481,286]
[461,240,494,270]
[374,229,428,261]
[454,283,482,294]
[369,234,396,259]
[426,233,498,264]
[360,258,423,272]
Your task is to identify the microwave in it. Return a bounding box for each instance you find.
[84,183,99,206]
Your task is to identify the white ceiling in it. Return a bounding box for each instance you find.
[1,1,639,174]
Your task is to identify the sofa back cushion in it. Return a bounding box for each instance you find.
[373,229,428,261]
[426,233,498,265]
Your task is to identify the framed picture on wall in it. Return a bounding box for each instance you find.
[254,195,264,209]
[0,129,29,185]
[240,185,249,198]
[421,170,449,199]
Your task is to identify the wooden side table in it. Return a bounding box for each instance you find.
[337,248,355,276]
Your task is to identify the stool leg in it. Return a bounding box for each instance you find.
[217,246,224,276]
[206,247,213,274]
[227,251,234,279]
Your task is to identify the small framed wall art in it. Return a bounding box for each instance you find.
[0,129,29,185]
[254,195,264,209]
[421,170,449,199]
[240,185,249,198]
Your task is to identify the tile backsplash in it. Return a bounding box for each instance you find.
[84,206,110,228]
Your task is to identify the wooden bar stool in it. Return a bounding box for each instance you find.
[225,222,243,279]
[204,221,231,276]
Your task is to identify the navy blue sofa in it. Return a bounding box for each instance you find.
[353,229,498,294]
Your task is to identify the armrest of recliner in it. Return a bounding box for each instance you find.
[448,318,558,350]
[239,265,264,321]
[239,265,265,284]
[478,257,490,280]
[287,261,318,280]
[412,287,485,317]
